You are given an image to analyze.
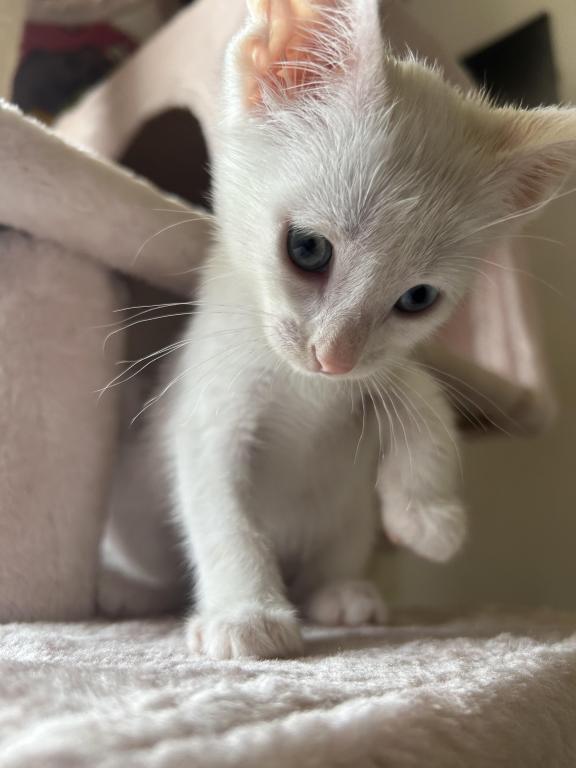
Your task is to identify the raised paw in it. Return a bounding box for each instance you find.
[304,580,388,627]
[384,497,467,563]
[186,604,303,660]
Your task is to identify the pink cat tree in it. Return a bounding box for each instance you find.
[0,0,553,620]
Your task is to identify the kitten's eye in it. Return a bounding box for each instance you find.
[394,284,440,314]
[287,227,333,273]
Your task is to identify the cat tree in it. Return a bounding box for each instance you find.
[0,0,554,621]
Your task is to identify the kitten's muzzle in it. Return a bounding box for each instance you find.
[310,324,368,376]
[311,344,357,375]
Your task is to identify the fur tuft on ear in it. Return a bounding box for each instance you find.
[224,0,381,118]
[377,55,576,228]
[490,107,576,217]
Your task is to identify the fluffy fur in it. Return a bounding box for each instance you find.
[2,612,576,766]
[114,0,576,659]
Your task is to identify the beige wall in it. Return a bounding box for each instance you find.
[387,0,576,610]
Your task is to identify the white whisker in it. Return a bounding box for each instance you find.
[132,215,211,266]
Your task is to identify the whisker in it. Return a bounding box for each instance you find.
[210,347,273,415]
[353,381,367,464]
[100,323,270,397]
[410,359,516,436]
[392,365,489,433]
[133,339,265,424]
[113,301,199,315]
[103,311,197,349]
[98,341,190,398]
[375,374,413,479]
[370,375,398,456]
[97,339,190,398]
[181,344,272,427]
[387,362,463,480]
[147,207,213,218]
[132,215,211,266]
[366,383,384,461]
[465,255,563,298]
[110,299,280,324]
[444,264,499,291]
[165,264,212,278]
[480,232,567,249]
[376,371,426,438]
[456,181,576,243]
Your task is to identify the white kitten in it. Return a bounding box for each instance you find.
[103,0,576,658]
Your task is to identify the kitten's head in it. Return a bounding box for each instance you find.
[214,0,576,378]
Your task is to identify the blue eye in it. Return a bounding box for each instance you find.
[287,227,333,273]
[395,284,440,314]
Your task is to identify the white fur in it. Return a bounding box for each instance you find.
[110,0,576,658]
[3,613,576,766]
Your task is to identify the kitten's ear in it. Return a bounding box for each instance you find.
[490,107,576,217]
[224,0,381,117]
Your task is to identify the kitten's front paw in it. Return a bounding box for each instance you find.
[186,604,303,660]
[304,580,388,627]
[385,497,467,562]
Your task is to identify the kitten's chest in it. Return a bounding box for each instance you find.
[249,380,380,530]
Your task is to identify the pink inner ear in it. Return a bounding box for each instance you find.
[509,152,569,213]
[242,0,341,108]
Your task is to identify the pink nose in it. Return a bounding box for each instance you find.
[313,346,356,375]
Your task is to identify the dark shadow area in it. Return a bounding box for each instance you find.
[119,107,212,209]
[116,108,213,372]
[302,608,576,657]
[463,14,558,108]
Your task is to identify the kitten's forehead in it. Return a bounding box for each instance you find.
[267,89,483,268]
[271,96,393,226]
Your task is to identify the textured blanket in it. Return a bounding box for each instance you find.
[1,611,575,767]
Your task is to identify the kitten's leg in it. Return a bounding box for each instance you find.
[379,363,466,562]
[305,580,388,626]
[169,371,302,660]
[295,518,389,627]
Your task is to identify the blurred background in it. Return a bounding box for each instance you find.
[390,0,576,611]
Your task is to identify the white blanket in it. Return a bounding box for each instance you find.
[1,612,575,767]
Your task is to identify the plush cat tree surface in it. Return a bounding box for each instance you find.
[1,611,576,767]
[0,102,211,620]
